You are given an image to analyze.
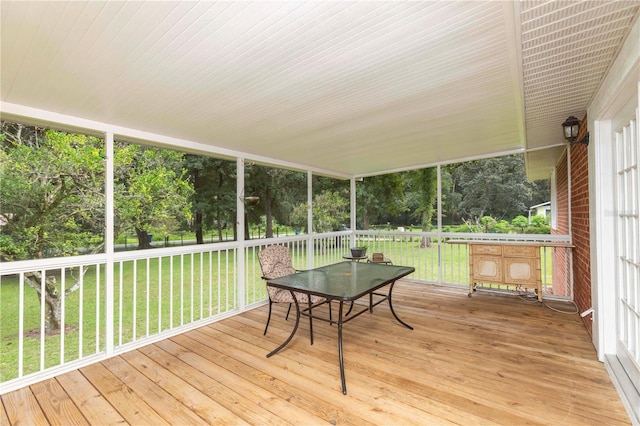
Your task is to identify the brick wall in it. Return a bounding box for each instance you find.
[553,116,592,334]
[570,139,592,334]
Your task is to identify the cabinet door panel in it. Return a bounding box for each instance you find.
[503,257,539,284]
[473,256,502,282]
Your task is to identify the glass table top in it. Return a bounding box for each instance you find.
[266,261,415,300]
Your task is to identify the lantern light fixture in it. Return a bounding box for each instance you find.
[562,116,589,146]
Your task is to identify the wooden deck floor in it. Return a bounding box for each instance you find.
[1,282,631,425]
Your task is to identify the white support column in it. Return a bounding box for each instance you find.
[307,171,314,269]
[104,132,114,355]
[437,164,443,284]
[350,177,357,247]
[237,157,246,310]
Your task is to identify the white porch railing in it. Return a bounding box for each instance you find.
[0,230,572,393]
[353,230,573,298]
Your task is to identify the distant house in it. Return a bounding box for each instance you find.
[528,201,550,223]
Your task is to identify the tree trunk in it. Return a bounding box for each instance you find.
[244,212,251,240]
[135,227,153,249]
[233,219,238,241]
[421,211,432,248]
[193,168,204,244]
[195,211,204,244]
[24,271,77,332]
[364,210,371,230]
[43,293,63,332]
[265,188,273,238]
[216,208,224,241]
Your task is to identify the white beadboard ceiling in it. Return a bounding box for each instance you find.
[1,1,638,179]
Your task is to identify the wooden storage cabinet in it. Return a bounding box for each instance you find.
[468,243,542,304]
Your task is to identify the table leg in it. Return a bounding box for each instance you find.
[266,290,300,358]
[387,282,413,330]
[308,297,314,345]
[338,300,347,394]
[345,301,354,316]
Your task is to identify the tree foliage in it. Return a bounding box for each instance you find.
[291,190,350,233]
[442,155,544,222]
[356,174,407,229]
[245,164,306,238]
[114,141,194,249]
[406,168,437,231]
[0,126,195,329]
[185,155,236,243]
[0,124,104,260]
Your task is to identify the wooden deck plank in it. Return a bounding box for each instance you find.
[100,356,209,425]
[55,370,127,425]
[1,387,48,425]
[0,282,631,425]
[119,348,251,425]
[140,340,280,424]
[80,362,170,426]
[0,398,10,426]
[192,323,441,426]
[152,337,313,425]
[30,378,89,425]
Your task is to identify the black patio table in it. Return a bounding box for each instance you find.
[265,261,415,394]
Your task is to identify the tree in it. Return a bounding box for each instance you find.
[356,174,407,229]
[449,155,540,221]
[1,123,105,331]
[1,126,196,330]
[245,164,306,239]
[405,168,438,246]
[114,142,194,249]
[185,155,236,243]
[291,190,349,233]
[440,165,463,225]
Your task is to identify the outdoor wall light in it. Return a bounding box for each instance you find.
[562,116,589,146]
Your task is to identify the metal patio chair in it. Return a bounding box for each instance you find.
[258,245,328,341]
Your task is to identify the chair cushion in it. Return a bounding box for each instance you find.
[258,245,296,279]
[259,245,325,305]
